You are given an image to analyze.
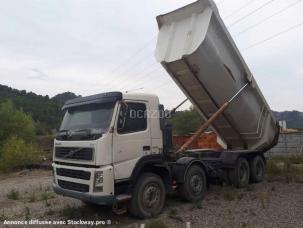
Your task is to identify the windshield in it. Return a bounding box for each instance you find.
[60,102,115,133]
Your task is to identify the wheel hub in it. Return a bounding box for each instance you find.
[143,184,160,208]
[190,175,203,194]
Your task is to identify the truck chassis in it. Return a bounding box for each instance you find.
[117,150,263,218]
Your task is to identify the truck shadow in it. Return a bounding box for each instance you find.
[63,193,188,226]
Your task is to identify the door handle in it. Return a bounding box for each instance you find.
[143,146,151,151]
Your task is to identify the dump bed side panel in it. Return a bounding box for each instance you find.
[156,0,279,150]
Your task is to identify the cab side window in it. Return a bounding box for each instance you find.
[117,102,147,134]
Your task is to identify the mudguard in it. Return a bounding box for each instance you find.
[172,157,209,184]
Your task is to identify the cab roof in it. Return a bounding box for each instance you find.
[62,92,159,110]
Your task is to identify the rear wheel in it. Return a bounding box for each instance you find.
[178,165,207,202]
[128,173,165,219]
[229,158,250,188]
[250,156,265,183]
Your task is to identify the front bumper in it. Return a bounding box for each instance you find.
[52,163,114,205]
[53,185,115,205]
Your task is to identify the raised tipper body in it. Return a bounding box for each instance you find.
[156,0,279,150]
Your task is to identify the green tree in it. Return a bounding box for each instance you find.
[0,84,79,133]
[168,107,203,135]
[0,100,36,147]
[0,136,40,172]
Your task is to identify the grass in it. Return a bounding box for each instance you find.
[267,155,303,166]
[40,191,55,201]
[0,210,8,222]
[167,208,184,222]
[27,189,55,203]
[282,155,303,164]
[168,214,184,223]
[44,186,51,191]
[24,207,30,220]
[29,192,37,203]
[240,222,249,228]
[59,205,78,219]
[189,200,203,211]
[58,204,104,220]
[45,209,55,216]
[194,201,203,209]
[7,189,20,200]
[169,208,178,216]
[266,155,303,183]
[146,219,168,228]
[45,199,51,207]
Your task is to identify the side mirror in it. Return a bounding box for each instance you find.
[117,101,128,131]
[164,109,171,118]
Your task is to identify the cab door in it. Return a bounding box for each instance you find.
[112,101,151,180]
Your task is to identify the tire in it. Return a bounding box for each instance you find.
[250,156,265,183]
[229,158,250,188]
[178,165,207,202]
[128,173,165,219]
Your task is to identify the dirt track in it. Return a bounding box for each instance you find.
[0,170,303,228]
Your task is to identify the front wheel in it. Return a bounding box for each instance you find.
[178,165,207,202]
[128,173,165,219]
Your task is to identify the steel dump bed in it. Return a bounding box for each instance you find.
[156,0,279,150]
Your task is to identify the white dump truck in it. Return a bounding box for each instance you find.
[52,0,279,218]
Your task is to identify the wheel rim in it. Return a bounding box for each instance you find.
[189,174,203,195]
[142,183,161,209]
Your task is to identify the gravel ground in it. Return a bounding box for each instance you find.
[0,170,302,228]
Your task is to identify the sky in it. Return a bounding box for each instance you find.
[0,0,302,111]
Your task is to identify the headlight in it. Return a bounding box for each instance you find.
[94,171,104,192]
[95,171,103,186]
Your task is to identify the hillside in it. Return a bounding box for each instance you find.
[0,84,79,133]
[0,84,302,134]
[273,111,303,130]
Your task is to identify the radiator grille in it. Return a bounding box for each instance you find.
[56,168,91,180]
[58,180,89,193]
[55,147,93,161]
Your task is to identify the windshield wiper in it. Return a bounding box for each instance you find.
[59,130,68,132]
[73,129,92,134]
[57,130,69,136]
[57,128,103,140]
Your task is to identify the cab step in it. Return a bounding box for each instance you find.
[116,194,132,202]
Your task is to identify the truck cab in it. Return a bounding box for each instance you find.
[53,92,168,207]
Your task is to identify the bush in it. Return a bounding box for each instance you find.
[0,101,36,150]
[266,156,303,183]
[7,189,20,200]
[267,159,283,176]
[168,107,203,135]
[0,100,39,172]
[0,136,40,172]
